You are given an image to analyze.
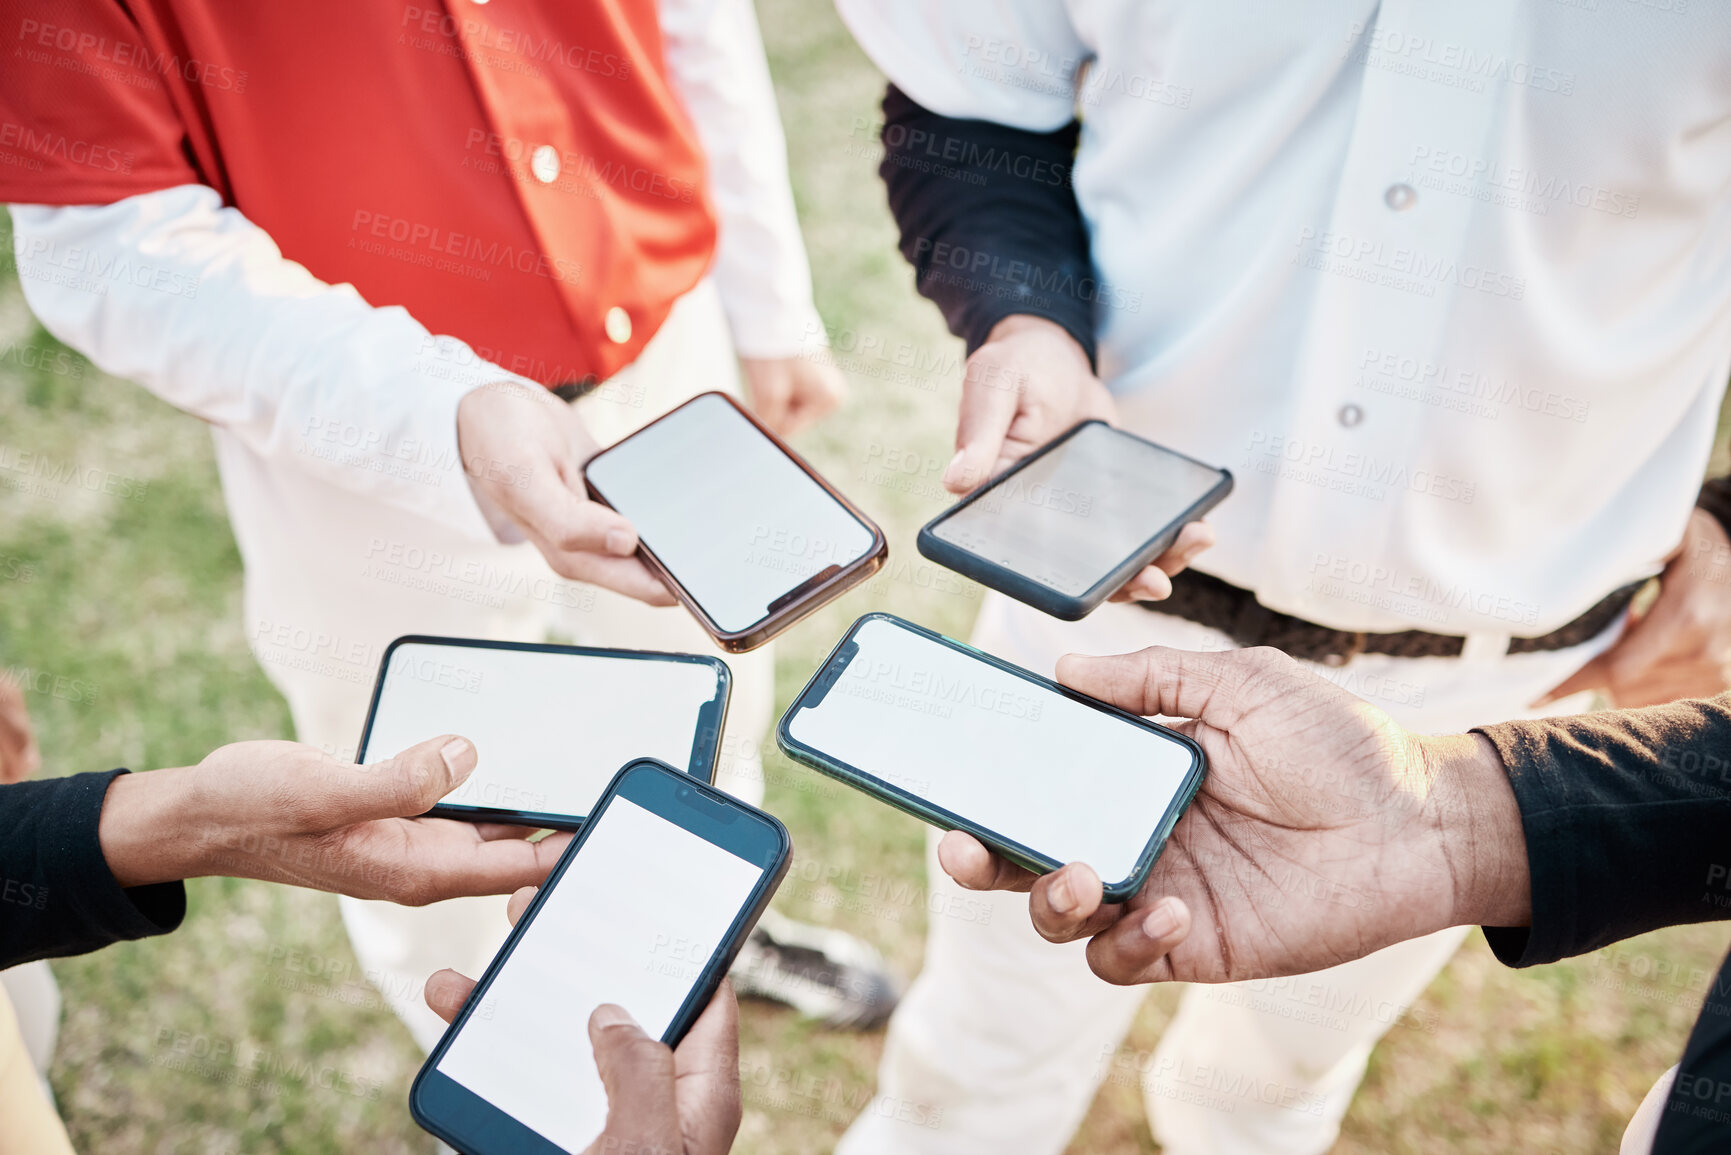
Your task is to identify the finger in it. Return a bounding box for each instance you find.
[673,981,743,1155]
[528,544,677,607]
[1155,521,1216,576]
[937,829,1038,892]
[424,968,477,1024]
[588,1005,682,1152]
[1533,652,1611,706]
[516,468,642,559]
[945,356,1022,493]
[322,735,477,825]
[1056,646,1287,726]
[1110,566,1174,603]
[1082,895,1192,985]
[470,823,537,841]
[387,825,569,905]
[1027,862,1119,943]
[506,885,538,925]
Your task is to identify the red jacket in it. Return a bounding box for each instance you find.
[0,0,718,384]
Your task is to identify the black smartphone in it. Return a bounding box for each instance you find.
[411,759,790,1155]
[583,392,888,652]
[776,613,1205,902]
[917,420,1232,620]
[356,636,730,829]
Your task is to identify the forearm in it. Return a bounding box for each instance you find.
[878,84,1097,365]
[1471,696,1731,966]
[0,772,185,968]
[660,0,822,357]
[8,186,522,540]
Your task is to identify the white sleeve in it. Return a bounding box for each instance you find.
[832,0,1087,131]
[7,184,525,542]
[659,0,824,358]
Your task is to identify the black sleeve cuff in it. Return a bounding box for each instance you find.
[878,84,1100,369]
[0,770,185,968]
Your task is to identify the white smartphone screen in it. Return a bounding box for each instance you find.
[584,393,877,634]
[359,642,725,821]
[435,795,766,1151]
[783,616,1197,883]
[929,422,1226,597]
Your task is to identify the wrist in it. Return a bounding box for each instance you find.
[1418,733,1533,930]
[98,767,209,888]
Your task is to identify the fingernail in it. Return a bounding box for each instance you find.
[1047,870,1078,915]
[605,528,635,555]
[591,1003,637,1031]
[1141,900,1181,942]
[440,737,474,779]
[941,450,967,487]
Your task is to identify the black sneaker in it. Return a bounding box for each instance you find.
[730,909,900,1031]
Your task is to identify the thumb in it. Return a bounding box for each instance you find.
[944,355,1022,493]
[516,469,640,558]
[321,735,476,825]
[588,1005,682,1150]
[1056,646,1295,727]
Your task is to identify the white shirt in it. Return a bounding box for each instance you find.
[7,0,821,543]
[837,0,1731,637]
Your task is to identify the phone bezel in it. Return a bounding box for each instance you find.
[775,612,1206,902]
[356,635,731,830]
[410,758,791,1155]
[582,391,889,652]
[916,420,1233,620]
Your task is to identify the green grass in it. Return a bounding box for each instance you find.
[3,1,1729,1151]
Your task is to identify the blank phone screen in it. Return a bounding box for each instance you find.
[436,796,765,1152]
[930,423,1225,597]
[584,394,877,634]
[360,643,724,820]
[784,617,1196,883]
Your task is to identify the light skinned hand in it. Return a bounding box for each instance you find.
[457,380,674,605]
[740,355,846,439]
[0,673,40,784]
[1540,508,1731,707]
[97,735,570,901]
[937,646,1533,986]
[950,315,1214,601]
[426,888,742,1155]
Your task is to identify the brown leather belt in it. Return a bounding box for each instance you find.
[1141,569,1645,665]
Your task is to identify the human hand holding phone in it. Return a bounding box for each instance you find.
[936,646,1534,987]
[457,380,675,605]
[426,886,741,1155]
[949,316,1212,601]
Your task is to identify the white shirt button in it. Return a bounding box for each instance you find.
[1383,183,1417,212]
[530,145,561,184]
[604,307,633,344]
[1338,403,1364,428]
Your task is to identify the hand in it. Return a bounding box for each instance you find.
[0,673,40,784]
[937,646,1532,986]
[426,888,741,1155]
[1540,508,1731,708]
[457,381,674,605]
[740,355,846,438]
[947,315,1215,600]
[97,735,570,901]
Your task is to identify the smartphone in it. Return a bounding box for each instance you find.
[583,392,888,652]
[776,613,1205,901]
[917,420,1232,620]
[411,759,790,1155]
[356,636,730,829]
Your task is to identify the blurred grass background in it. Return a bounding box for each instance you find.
[2,1,1729,1151]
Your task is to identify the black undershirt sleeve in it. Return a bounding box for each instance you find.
[0,770,185,968]
[877,84,1098,367]
[1471,698,1731,1151]
[1472,696,1731,968]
